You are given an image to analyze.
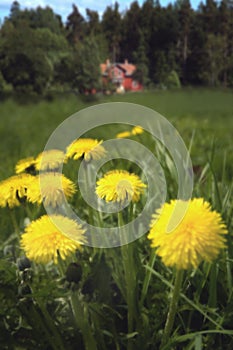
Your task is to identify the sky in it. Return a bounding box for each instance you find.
[0,0,201,24]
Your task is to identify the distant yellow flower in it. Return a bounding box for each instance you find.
[66,138,106,162]
[148,198,227,270]
[131,125,144,135]
[116,131,131,138]
[27,173,77,207]
[21,215,86,264]
[15,157,36,174]
[96,170,146,203]
[0,174,34,208]
[35,150,66,171]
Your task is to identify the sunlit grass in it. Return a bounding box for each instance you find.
[1,88,232,178]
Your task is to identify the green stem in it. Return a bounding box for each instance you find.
[118,212,136,350]
[161,269,184,348]
[70,291,97,350]
[84,163,99,250]
[57,250,98,348]
[37,302,66,350]
[18,299,65,350]
[9,208,20,239]
[226,249,233,302]
[57,254,67,276]
[140,250,156,308]
[18,274,66,350]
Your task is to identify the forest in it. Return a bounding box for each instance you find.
[0,0,233,95]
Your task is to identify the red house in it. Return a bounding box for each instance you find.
[100,59,143,92]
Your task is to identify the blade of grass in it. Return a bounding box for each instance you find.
[145,265,223,329]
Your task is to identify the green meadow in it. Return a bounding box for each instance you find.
[0,88,233,350]
[1,88,232,178]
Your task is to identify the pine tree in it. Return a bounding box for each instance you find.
[102,2,122,62]
[66,4,85,45]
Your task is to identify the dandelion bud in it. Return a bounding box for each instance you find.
[3,245,14,256]
[17,256,31,271]
[18,283,32,297]
[65,263,82,284]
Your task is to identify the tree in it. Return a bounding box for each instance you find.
[35,27,68,65]
[121,1,141,61]
[217,0,232,86]
[9,1,21,24]
[149,5,179,84]
[0,21,52,94]
[71,37,102,93]
[102,2,122,61]
[28,6,64,34]
[66,4,85,45]
[86,9,100,35]
[132,31,150,85]
[202,0,218,33]
[140,0,155,45]
[53,51,74,88]
[201,34,226,86]
[176,0,193,83]
[8,3,64,34]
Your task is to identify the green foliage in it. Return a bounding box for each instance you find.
[102,2,122,59]
[86,9,100,35]
[1,0,233,94]
[164,70,181,88]
[0,22,53,94]
[0,71,6,93]
[53,52,74,88]
[71,37,102,93]
[200,34,227,86]
[132,31,150,85]
[66,4,85,45]
[9,2,63,34]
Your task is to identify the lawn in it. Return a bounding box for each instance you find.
[1,88,232,178]
[0,88,233,350]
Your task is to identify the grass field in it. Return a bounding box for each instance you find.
[1,88,232,178]
[0,88,233,350]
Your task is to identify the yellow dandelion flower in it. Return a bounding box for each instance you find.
[66,138,106,162]
[35,149,66,171]
[96,170,146,203]
[131,125,144,135]
[15,157,36,174]
[0,174,34,208]
[21,215,86,264]
[148,198,228,270]
[116,131,131,138]
[27,173,77,207]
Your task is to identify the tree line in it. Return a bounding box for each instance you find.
[0,0,233,95]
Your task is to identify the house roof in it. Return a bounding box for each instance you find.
[100,60,136,76]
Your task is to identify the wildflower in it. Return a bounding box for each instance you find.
[21,215,86,264]
[0,174,34,208]
[27,173,77,208]
[131,125,144,135]
[148,198,227,270]
[96,169,146,203]
[35,149,66,171]
[116,131,131,138]
[15,157,36,174]
[66,138,106,162]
